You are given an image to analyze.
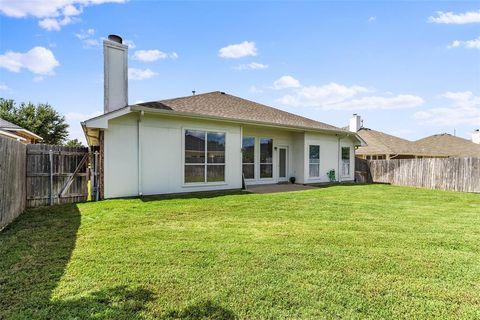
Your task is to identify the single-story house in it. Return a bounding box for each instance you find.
[82,35,364,199]
[0,118,43,144]
[346,115,447,159]
[415,133,480,158]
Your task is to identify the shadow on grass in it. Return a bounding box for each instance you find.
[0,204,153,320]
[166,300,236,320]
[139,189,250,202]
[307,182,375,189]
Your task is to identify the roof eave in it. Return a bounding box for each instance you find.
[83,106,132,129]
[0,129,28,142]
[3,128,43,140]
[131,105,361,142]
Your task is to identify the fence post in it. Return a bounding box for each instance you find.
[49,149,53,206]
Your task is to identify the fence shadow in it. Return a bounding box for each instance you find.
[0,204,153,319]
[139,189,250,202]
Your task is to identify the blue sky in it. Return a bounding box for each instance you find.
[1,1,479,143]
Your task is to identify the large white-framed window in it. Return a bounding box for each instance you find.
[242,136,255,179]
[309,145,320,178]
[341,146,350,176]
[184,129,225,183]
[260,137,273,179]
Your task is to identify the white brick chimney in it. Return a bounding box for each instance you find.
[104,34,128,114]
[349,114,362,132]
[473,129,480,144]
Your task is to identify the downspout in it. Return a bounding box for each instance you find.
[337,136,341,183]
[240,125,245,189]
[137,110,144,196]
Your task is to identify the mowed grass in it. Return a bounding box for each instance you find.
[1,185,479,319]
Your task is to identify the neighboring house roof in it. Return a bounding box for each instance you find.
[355,128,446,157]
[0,129,27,142]
[134,91,344,133]
[0,118,23,130]
[415,134,480,158]
[0,117,43,141]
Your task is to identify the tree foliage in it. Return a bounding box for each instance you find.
[65,139,84,147]
[0,98,69,145]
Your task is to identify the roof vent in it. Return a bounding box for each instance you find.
[220,91,226,94]
[108,34,123,44]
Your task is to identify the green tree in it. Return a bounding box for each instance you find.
[0,98,69,145]
[65,139,84,147]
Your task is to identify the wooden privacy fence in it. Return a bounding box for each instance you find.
[357,157,480,193]
[26,144,89,207]
[0,136,26,230]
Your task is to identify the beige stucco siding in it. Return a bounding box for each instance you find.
[304,132,356,183]
[103,112,355,198]
[104,113,242,198]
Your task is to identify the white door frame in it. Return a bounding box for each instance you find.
[278,146,288,182]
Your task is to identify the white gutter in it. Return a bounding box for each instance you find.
[0,129,27,142]
[3,128,42,140]
[137,110,144,196]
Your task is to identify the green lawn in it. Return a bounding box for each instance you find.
[1,185,479,319]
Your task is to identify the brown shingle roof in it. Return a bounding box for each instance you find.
[134,91,344,132]
[415,134,480,158]
[0,118,23,130]
[355,128,447,156]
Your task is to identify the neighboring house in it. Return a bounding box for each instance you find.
[415,133,480,158]
[0,118,42,144]
[347,115,446,159]
[82,35,364,199]
[348,114,480,159]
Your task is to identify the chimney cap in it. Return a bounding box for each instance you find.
[108,34,123,44]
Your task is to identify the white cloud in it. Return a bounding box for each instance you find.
[368,16,376,22]
[128,68,157,80]
[235,62,268,71]
[219,41,257,59]
[273,75,301,90]
[75,29,134,49]
[0,0,126,31]
[249,86,263,94]
[39,16,77,31]
[75,28,95,40]
[133,49,178,62]
[33,76,44,82]
[325,94,424,110]
[448,36,480,49]
[82,38,101,47]
[63,4,82,16]
[75,28,100,47]
[0,84,9,91]
[0,47,59,75]
[123,39,136,49]
[278,82,369,106]
[65,110,102,142]
[428,10,480,24]
[414,91,480,126]
[276,81,424,111]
